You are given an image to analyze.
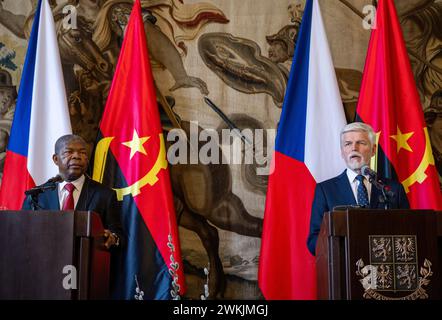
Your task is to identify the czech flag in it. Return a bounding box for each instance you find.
[356,0,442,210]
[0,0,71,210]
[258,0,347,299]
[92,0,185,299]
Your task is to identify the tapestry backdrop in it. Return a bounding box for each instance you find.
[0,0,441,299]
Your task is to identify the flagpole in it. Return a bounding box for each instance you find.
[154,81,182,130]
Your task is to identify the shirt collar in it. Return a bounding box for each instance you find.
[59,174,86,191]
[346,168,369,183]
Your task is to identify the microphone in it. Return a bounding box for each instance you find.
[360,165,396,207]
[24,175,63,196]
[46,175,63,184]
[361,165,377,178]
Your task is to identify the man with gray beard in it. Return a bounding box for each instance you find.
[306,122,410,256]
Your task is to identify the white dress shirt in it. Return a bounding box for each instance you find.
[346,169,372,204]
[58,175,85,210]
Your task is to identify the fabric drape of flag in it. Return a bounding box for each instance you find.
[258,0,346,300]
[0,0,71,210]
[356,0,442,210]
[92,0,185,299]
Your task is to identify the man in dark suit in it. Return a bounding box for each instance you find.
[22,134,123,249]
[307,122,410,255]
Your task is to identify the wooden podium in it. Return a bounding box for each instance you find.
[0,210,110,299]
[316,209,442,300]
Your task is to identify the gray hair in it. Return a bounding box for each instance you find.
[340,122,376,146]
[54,134,87,155]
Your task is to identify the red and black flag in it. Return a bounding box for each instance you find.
[93,0,185,299]
[356,0,442,209]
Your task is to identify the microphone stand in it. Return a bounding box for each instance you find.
[367,176,395,210]
[30,194,43,211]
[25,183,58,211]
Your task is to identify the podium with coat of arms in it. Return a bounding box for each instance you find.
[316,209,442,300]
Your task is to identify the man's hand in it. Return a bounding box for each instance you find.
[103,229,119,249]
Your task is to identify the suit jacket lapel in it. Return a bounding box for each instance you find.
[370,183,381,209]
[76,177,96,211]
[44,185,60,210]
[337,170,358,206]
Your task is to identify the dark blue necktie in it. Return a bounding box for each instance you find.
[356,175,369,207]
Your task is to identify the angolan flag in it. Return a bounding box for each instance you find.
[92,0,185,299]
[356,0,442,210]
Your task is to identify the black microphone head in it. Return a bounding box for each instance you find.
[47,175,63,184]
[361,165,371,176]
